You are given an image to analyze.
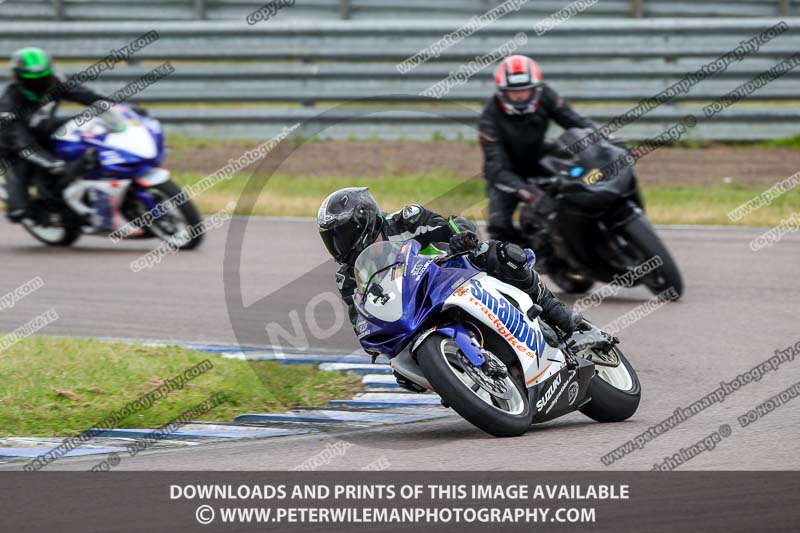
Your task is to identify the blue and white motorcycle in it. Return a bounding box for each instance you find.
[354,240,641,437]
[0,104,202,249]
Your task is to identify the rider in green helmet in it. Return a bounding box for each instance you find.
[12,47,60,103]
[1,47,109,223]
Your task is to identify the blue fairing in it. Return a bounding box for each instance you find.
[51,105,165,180]
[356,240,482,358]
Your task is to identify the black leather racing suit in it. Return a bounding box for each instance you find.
[334,204,580,336]
[0,77,106,218]
[478,83,596,244]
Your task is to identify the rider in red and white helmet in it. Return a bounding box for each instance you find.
[494,54,544,115]
[479,54,597,244]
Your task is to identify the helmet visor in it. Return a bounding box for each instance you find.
[320,218,361,263]
[506,88,533,103]
[19,72,56,99]
[502,87,535,110]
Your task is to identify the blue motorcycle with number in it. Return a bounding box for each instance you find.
[0,103,202,249]
[353,239,641,437]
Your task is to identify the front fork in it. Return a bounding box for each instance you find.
[413,322,516,384]
[131,184,159,213]
[415,323,486,368]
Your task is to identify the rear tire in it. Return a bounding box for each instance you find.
[21,212,81,247]
[416,333,532,437]
[618,216,683,299]
[579,347,641,423]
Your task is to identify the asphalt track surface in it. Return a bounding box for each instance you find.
[1,218,798,470]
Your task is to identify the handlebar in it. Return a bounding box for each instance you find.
[528,175,564,193]
[432,249,474,265]
[529,176,561,187]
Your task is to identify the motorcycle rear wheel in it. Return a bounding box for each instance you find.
[21,208,81,247]
[416,333,532,437]
[579,346,641,423]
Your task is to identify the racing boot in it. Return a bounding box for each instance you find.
[9,205,49,227]
[6,208,27,224]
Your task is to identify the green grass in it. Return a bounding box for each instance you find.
[755,133,800,148]
[643,185,800,226]
[171,172,490,220]
[0,337,361,437]
[170,171,799,227]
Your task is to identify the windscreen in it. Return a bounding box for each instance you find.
[354,241,405,295]
[95,105,127,133]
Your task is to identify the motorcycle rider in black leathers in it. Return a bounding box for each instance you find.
[479,54,597,245]
[1,47,106,223]
[318,187,586,391]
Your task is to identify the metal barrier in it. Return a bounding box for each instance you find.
[0,1,796,21]
[0,19,798,140]
[2,20,798,61]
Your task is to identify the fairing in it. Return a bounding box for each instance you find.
[356,240,480,357]
[47,104,168,233]
[354,239,596,420]
[52,104,165,180]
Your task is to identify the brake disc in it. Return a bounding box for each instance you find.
[586,346,621,368]
[458,351,513,401]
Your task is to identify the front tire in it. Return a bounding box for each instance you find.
[132,180,203,250]
[618,216,683,299]
[416,333,532,437]
[579,347,641,423]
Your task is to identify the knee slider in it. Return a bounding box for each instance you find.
[498,242,527,269]
[496,243,531,283]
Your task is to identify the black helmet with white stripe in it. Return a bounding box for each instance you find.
[318,187,383,263]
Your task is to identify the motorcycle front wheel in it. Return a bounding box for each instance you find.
[618,216,683,299]
[130,180,204,250]
[416,333,532,437]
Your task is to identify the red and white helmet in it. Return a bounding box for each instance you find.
[494,55,543,115]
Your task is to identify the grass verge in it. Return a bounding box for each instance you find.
[171,172,799,227]
[755,134,800,148]
[0,337,361,437]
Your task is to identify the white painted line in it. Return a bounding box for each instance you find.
[362,375,398,385]
[319,363,392,374]
[355,392,439,400]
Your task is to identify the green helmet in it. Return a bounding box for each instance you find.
[11,47,57,102]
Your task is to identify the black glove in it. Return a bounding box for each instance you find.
[448,230,481,254]
[515,183,544,204]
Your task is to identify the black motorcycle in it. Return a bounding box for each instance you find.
[519,128,683,299]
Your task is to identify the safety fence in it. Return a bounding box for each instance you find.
[0,19,798,140]
[0,1,797,21]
